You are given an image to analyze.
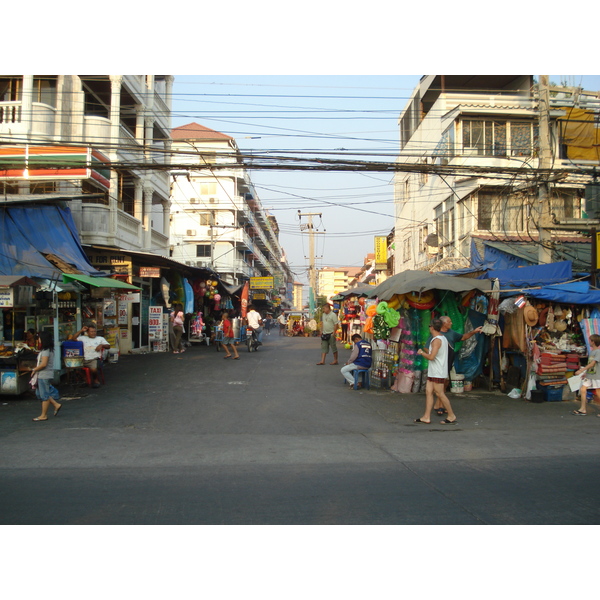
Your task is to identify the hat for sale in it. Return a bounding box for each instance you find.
[524,304,539,326]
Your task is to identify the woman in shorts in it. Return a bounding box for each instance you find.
[30,331,62,422]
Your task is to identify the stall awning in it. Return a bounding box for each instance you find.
[62,273,140,290]
[0,204,101,278]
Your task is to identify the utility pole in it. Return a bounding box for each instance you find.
[298,211,322,316]
[537,75,553,264]
[210,209,215,270]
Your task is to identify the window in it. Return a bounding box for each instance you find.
[198,182,217,196]
[33,76,57,107]
[477,191,493,230]
[80,76,111,119]
[196,245,211,258]
[403,237,412,263]
[461,119,538,157]
[0,77,22,101]
[434,125,455,165]
[418,225,429,253]
[197,213,211,226]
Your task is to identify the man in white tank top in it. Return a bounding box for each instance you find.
[415,318,457,424]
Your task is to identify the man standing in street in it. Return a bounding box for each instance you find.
[316,303,340,365]
[277,313,287,336]
[246,304,264,345]
[341,333,372,388]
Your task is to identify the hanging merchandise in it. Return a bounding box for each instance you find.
[372,314,390,340]
[406,291,435,310]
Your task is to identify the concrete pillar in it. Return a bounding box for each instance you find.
[143,183,153,250]
[134,180,143,220]
[109,76,122,158]
[22,75,34,136]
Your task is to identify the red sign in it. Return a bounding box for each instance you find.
[140,267,161,278]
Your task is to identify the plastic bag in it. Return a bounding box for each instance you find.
[507,388,521,398]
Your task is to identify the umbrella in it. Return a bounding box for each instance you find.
[367,270,492,300]
[336,284,375,299]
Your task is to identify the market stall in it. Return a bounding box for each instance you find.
[0,276,39,395]
[363,271,493,392]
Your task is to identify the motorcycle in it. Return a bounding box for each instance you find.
[247,327,260,352]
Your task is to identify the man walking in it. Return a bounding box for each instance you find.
[316,303,339,365]
[341,334,372,388]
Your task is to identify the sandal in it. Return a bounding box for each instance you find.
[571,410,587,416]
[32,417,48,422]
[440,418,457,424]
[435,408,447,416]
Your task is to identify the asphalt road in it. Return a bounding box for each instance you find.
[1,333,599,525]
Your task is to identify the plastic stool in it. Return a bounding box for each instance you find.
[81,364,106,387]
[353,369,370,390]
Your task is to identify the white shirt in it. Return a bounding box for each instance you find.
[247,310,262,330]
[78,334,110,361]
[427,335,449,379]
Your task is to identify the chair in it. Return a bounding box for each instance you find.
[81,360,106,387]
[353,369,370,390]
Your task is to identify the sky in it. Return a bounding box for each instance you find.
[169,74,600,287]
[170,75,422,284]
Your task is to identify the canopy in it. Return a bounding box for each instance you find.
[335,284,375,299]
[504,280,600,305]
[62,273,140,290]
[368,270,492,300]
[0,204,100,278]
[480,261,573,288]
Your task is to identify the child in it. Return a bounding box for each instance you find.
[221,312,240,360]
[572,333,600,416]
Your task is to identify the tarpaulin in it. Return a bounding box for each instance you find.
[480,261,573,288]
[0,204,99,278]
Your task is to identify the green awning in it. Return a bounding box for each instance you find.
[62,273,141,290]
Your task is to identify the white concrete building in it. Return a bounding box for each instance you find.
[169,122,289,289]
[0,75,173,256]
[394,75,598,273]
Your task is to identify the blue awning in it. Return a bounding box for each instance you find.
[0,204,100,278]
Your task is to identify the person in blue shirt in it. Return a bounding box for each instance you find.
[341,333,372,388]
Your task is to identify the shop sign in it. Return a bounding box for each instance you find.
[374,236,387,270]
[148,306,164,340]
[252,292,266,300]
[118,301,128,325]
[0,288,14,308]
[115,293,140,303]
[250,276,274,290]
[140,267,161,278]
[87,252,132,275]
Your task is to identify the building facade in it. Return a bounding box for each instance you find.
[169,122,291,299]
[394,75,600,273]
[0,75,173,256]
[317,266,362,303]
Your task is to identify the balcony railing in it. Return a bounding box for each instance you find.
[0,102,22,124]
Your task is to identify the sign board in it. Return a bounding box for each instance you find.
[118,301,128,325]
[87,252,132,276]
[0,288,14,308]
[250,276,274,290]
[375,236,387,270]
[140,267,161,278]
[148,306,164,341]
[115,293,140,303]
[252,292,266,300]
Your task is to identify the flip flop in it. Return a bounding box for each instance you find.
[414,418,430,424]
[233,357,240,360]
[316,362,325,365]
[440,418,457,424]
[223,355,232,359]
[32,417,48,422]
[54,404,62,416]
[435,408,447,416]
[572,410,587,416]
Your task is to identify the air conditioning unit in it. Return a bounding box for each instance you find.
[186,229,196,236]
[190,198,198,204]
[209,197,217,203]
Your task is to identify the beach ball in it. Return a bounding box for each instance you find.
[214,294,221,302]
[344,343,352,349]
[211,281,218,287]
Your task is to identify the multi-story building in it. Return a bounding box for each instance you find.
[0,75,173,256]
[169,122,290,296]
[317,266,362,303]
[394,75,600,273]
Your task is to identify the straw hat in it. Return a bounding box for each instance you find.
[555,319,568,332]
[524,304,539,326]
